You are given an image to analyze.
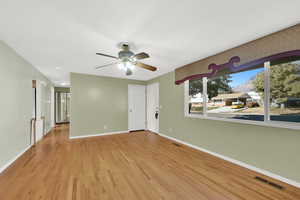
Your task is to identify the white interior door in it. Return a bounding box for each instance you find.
[147,83,159,133]
[128,84,146,131]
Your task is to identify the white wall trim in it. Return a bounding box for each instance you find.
[69,130,129,139]
[185,113,300,130]
[158,132,300,189]
[0,145,32,174]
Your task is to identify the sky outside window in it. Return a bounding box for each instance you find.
[229,68,264,89]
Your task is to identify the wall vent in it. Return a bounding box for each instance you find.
[254,176,284,190]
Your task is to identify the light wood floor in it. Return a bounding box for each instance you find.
[0,125,300,200]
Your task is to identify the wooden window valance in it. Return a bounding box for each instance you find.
[175,24,300,85]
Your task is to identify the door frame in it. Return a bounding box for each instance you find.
[146,82,159,133]
[50,87,55,128]
[35,80,45,141]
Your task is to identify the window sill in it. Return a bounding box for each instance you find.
[185,113,300,130]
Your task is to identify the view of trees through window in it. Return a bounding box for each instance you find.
[269,62,300,122]
[189,78,204,114]
[188,58,300,124]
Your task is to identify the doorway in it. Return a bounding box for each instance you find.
[147,82,159,133]
[128,84,146,131]
[55,92,71,124]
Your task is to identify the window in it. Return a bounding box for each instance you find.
[185,58,300,129]
[207,68,264,121]
[269,60,300,123]
[188,78,204,114]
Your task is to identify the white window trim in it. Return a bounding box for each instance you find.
[264,61,271,121]
[184,61,300,131]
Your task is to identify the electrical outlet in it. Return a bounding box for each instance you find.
[104,125,107,130]
[168,128,173,133]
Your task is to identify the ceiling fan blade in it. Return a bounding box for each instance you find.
[134,52,150,60]
[136,62,157,71]
[95,62,118,69]
[96,53,118,59]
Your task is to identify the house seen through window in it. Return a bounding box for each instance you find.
[188,58,300,124]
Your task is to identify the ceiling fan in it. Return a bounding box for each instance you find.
[95,43,157,76]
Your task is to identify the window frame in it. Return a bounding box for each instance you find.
[184,61,300,130]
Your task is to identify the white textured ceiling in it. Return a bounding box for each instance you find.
[0,0,300,86]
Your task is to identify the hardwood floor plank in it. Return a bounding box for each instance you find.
[0,125,299,200]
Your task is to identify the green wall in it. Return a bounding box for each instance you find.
[70,73,145,137]
[0,41,53,171]
[148,71,300,183]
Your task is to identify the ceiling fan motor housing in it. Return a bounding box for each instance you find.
[118,50,134,59]
[118,44,134,59]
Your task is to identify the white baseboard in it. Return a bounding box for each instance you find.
[0,145,32,174]
[158,132,300,189]
[69,130,129,139]
[44,127,53,136]
[46,127,52,134]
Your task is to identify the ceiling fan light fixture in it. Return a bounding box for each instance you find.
[118,61,134,72]
[126,62,135,70]
[118,62,124,70]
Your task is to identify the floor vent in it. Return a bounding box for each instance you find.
[254,176,284,190]
[172,143,181,147]
[129,129,145,133]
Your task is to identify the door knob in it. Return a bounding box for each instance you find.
[155,111,159,119]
